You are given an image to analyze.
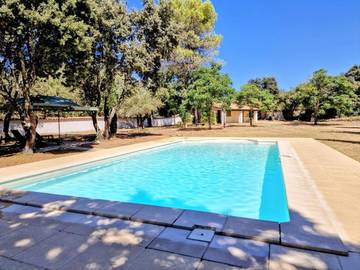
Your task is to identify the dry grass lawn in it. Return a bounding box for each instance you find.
[0,119,359,168]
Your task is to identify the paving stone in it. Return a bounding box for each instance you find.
[269,244,342,270]
[203,235,269,269]
[58,242,144,270]
[132,205,183,225]
[0,219,27,237]
[92,220,164,247]
[222,216,280,243]
[0,225,57,258]
[197,260,243,270]
[13,192,75,210]
[174,210,226,231]
[188,228,215,242]
[280,221,348,255]
[149,228,208,258]
[94,201,144,219]
[0,204,44,221]
[60,215,127,236]
[0,256,45,270]
[13,231,89,269]
[125,249,200,270]
[338,252,360,270]
[0,188,28,203]
[64,197,114,214]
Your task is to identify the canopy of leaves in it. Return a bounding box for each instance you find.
[248,77,280,95]
[237,84,275,112]
[166,0,221,85]
[185,63,234,113]
[294,69,357,122]
[119,84,162,118]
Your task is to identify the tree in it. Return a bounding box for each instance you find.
[295,69,357,124]
[295,69,356,125]
[165,0,221,105]
[345,65,360,114]
[185,63,234,129]
[0,0,97,153]
[330,76,357,117]
[236,84,274,127]
[79,0,132,140]
[118,83,162,128]
[278,90,300,120]
[133,0,179,92]
[248,77,280,95]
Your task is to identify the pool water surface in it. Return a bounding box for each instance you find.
[5,140,290,222]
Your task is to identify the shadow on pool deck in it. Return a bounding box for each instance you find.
[0,191,359,269]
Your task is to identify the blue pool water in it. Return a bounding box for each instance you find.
[6,140,289,222]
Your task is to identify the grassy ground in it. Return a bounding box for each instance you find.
[0,119,359,168]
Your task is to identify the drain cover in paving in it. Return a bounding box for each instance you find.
[187,228,215,242]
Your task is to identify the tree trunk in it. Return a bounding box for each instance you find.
[91,112,102,141]
[3,111,13,142]
[314,115,319,125]
[208,110,212,129]
[314,107,319,125]
[249,110,254,127]
[140,116,145,129]
[22,112,37,154]
[110,112,118,138]
[103,99,117,140]
[194,108,198,126]
[222,110,226,128]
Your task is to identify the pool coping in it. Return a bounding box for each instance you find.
[0,137,350,257]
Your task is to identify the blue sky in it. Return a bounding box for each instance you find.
[127,0,360,90]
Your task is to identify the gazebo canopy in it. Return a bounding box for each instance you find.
[16,95,98,112]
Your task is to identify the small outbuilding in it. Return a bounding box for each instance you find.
[213,103,259,125]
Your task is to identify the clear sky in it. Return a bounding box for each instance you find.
[127,0,360,90]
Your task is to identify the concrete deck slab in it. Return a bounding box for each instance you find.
[222,216,279,243]
[0,219,28,238]
[94,201,145,219]
[174,210,226,231]
[13,231,88,269]
[0,256,45,270]
[290,139,360,251]
[9,192,75,211]
[280,217,348,255]
[0,225,57,258]
[61,197,113,214]
[202,235,269,269]
[132,205,183,225]
[197,260,244,270]
[269,244,342,270]
[188,228,215,243]
[338,252,360,270]
[149,227,209,258]
[58,242,144,270]
[278,140,348,255]
[92,220,164,248]
[125,249,200,270]
[60,215,129,237]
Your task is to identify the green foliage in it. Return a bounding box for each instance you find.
[179,102,192,127]
[237,84,276,126]
[166,0,221,91]
[119,83,162,119]
[0,0,99,151]
[248,77,280,95]
[32,76,82,104]
[294,69,357,124]
[184,62,234,128]
[237,84,263,109]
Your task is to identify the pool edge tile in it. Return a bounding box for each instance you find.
[221,216,280,244]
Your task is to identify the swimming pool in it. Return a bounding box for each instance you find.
[4,140,290,222]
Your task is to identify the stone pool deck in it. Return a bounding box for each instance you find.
[0,137,359,269]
